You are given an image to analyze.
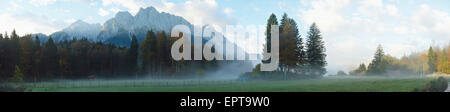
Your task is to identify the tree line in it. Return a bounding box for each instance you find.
[349,44,450,76]
[249,13,327,79]
[0,30,222,82]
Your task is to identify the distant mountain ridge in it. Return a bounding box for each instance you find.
[50,20,102,42]
[32,6,250,60]
[34,6,193,46]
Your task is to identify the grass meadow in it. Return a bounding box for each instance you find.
[22,76,436,92]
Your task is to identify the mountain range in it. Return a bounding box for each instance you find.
[33,6,252,61]
[33,6,193,46]
[30,6,254,77]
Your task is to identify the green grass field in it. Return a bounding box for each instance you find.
[27,76,436,92]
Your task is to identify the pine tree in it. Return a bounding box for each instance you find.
[9,30,21,79]
[350,63,366,75]
[34,36,40,49]
[32,35,41,81]
[18,35,34,81]
[9,65,24,83]
[140,30,157,73]
[305,23,327,77]
[428,47,437,73]
[290,19,307,73]
[279,13,289,33]
[11,29,18,40]
[262,13,278,66]
[278,14,304,74]
[4,32,8,39]
[128,35,138,74]
[367,45,386,75]
[359,64,367,73]
[438,49,448,72]
[279,14,298,73]
[41,37,59,79]
[0,33,4,81]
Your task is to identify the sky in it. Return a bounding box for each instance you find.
[0,0,450,74]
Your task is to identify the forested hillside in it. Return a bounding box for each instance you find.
[350,45,450,76]
[0,30,229,82]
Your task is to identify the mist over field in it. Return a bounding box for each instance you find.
[1,0,449,92]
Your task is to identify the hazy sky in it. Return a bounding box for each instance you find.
[0,0,449,74]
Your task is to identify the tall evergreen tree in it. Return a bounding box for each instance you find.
[305,23,327,77]
[140,30,157,73]
[0,34,4,81]
[350,63,367,75]
[262,13,278,66]
[128,35,139,74]
[279,13,289,33]
[18,35,34,81]
[279,14,300,73]
[32,36,41,81]
[41,37,59,79]
[9,30,20,79]
[428,47,437,73]
[156,31,169,75]
[4,32,8,39]
[290,19,307,73]
[367,45,386,75]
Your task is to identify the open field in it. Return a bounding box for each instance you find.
[17,76,437,92]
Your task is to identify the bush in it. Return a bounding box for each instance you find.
[336,70,347,76]
[252,64,261,73]
[9,66,24,83]
[413,77,448,92]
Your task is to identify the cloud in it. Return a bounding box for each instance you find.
[299,0,350,33]
[109,7,121,13]
[99,0,235,26]
[0,13,61,35]
[28,0,57,6]
[357,0,400,19]
[224,8,233,15]
[411,4,450,41]
[101,0,146,14]
[149,0,236,26]
[1,0,103,36]
[7,1,21,11]
[64,18,77,24]
[253,7,260,12]
[297,0,450,73]
[98,8,110,16]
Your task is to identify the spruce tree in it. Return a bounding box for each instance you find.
[128,35,138,74]
[156,31,168,75]
[428,47,437,73]
[367,45,386,75]
[279,13,289,33]
[350,63,367,75]
[290,19,307,73]
[140,30,157,73]
[279,15,303,74]
[262,13,278,66]
[305,23,327,77]
[42,37,59,79]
